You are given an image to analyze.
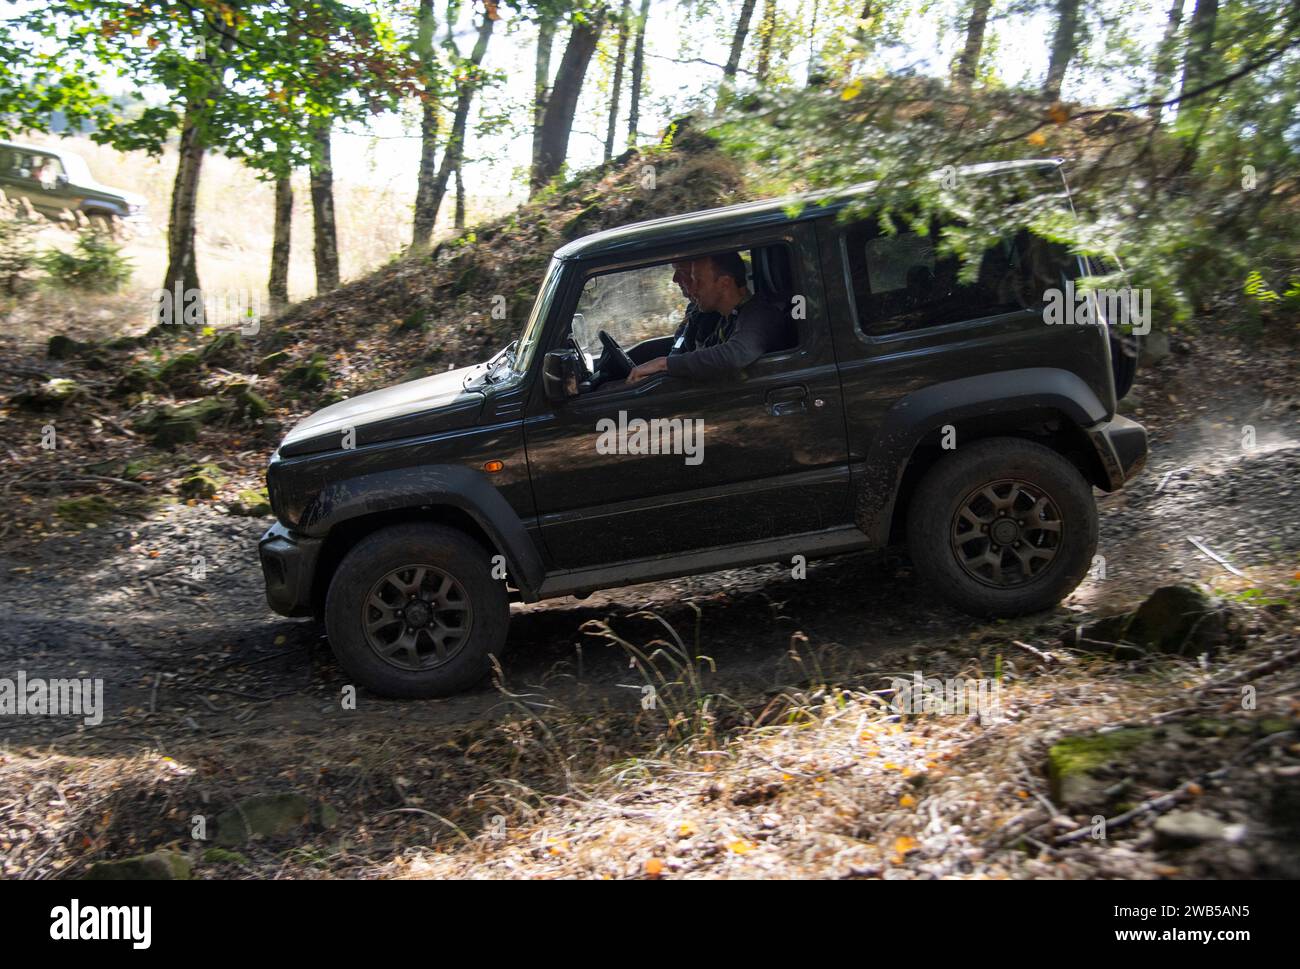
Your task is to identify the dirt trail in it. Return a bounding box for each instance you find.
[1,333,1296,756]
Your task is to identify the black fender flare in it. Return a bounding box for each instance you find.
[297,464,546,599]
[855,367,1109,545]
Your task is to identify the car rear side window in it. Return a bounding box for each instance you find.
[844,222,1078,337]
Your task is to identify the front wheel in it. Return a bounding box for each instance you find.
[324,523,509,698]
[906,437,1097,617]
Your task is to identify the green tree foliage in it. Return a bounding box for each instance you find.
[715,0,1300,327]
[39,228,134,292]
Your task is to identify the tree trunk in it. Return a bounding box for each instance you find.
[756,0,778,81]
[533,10,606,192]
[309,119,340,294]
[163,107,205,304]
[954,0,993,86]
[268,173,292,314]
[1177,0,1218,116]
[161,26,234,304]
[1151,0,1186,121]
[412,0,440,249]
[718,0,758,107]
[530,19,556,194]
[454,163,466,231]
[626,0,650,148]
[1043,0,1082,101]
[425,13,495,240]
[603,0,631,162]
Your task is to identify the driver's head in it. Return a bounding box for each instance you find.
[691,252,748,313]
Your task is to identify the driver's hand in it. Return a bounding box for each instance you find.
[627,356,668,385]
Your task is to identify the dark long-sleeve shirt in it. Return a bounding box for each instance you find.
[668,302,721,355]
[664,295,789,381]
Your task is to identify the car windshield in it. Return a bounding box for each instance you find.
[510,257,563,376]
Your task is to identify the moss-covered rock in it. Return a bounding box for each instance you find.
[55,495,116,526]
[134,398,231,438]
[1048,728,1154,810]
[176,397,232,425]
[83,849,192,881]
[1062,584,1243,658]
[156,351,203,392]
[229,488,272,517]
[214,794,338,846]
[179,462,227,499]
[1125,584,1241,656]
[221,381,270,422]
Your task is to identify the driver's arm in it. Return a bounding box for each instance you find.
[627,355,668,384]
[659,301,782,382]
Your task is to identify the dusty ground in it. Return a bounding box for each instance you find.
[0,327,1296,878]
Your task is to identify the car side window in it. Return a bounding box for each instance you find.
[571,261,682,363]
[844,222,1077,337]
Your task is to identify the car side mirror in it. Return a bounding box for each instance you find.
[542,349,581,402]
[55,174,69,188]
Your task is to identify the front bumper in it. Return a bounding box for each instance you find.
[258,522,323,617]
[1085,414,1149,491]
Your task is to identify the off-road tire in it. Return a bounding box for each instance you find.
[906,437,1097,617]
[324,523,509,698]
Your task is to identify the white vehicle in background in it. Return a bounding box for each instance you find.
[0,140,150,234]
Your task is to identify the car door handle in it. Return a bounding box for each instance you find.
[765,385,807,416]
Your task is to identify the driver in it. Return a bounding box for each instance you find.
[627,252,788,384]
[668,258,721,355]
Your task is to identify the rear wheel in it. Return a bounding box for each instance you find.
[906,437,1097,617]
[324,523,509,698]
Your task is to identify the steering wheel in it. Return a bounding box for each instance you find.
[597,329,636,381]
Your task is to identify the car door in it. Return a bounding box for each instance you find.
[816,197,1107,539]
[523,223,853,571]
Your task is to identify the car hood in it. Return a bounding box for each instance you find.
[278,362,489,458]
[77,182,147,207]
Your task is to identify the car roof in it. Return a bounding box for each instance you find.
[554,158,1065,261]
[0,140,78,158]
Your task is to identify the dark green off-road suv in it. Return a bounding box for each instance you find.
[0,140,149,227]
[259,159,1148,698]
